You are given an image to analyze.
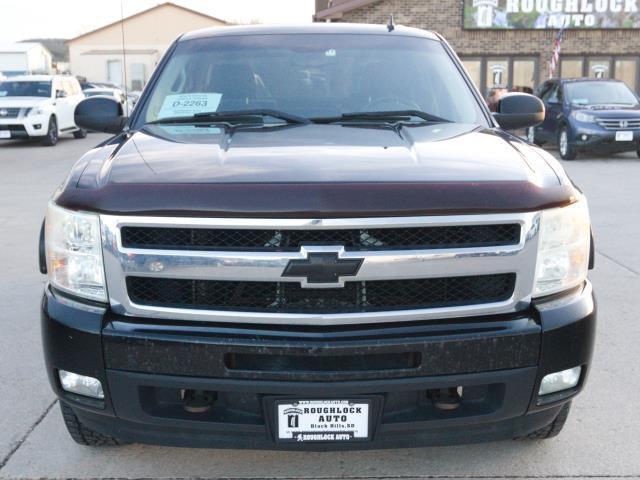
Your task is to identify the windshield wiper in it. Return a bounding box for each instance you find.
[311,110,451,125]
[147,109,310,126]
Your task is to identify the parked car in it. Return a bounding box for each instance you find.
[79,81,119,91]
[82,87,133,115]
[0,75,86,146]
[528,78,640,160]
[41,24,595,449]
[126,90,142,113]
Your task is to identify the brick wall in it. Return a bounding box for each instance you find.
[337,0,640,85]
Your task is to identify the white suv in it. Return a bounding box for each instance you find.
[0,75,86,146]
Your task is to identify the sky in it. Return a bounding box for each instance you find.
[0,0,315,43]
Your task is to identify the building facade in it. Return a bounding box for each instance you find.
[315,0,640,96]
[0,43,53,77]
[67,2,230,91]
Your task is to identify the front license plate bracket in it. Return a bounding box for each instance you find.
[615,131,633,141]
[264,395,384,444]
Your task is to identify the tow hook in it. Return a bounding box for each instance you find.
[428,387,463,411]
[182,389,216,414]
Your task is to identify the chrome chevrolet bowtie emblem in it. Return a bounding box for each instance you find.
[0,109,7,117]
[282,248,363,287]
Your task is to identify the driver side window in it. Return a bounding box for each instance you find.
[543,83,560,104]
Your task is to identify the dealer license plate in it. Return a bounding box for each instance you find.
[0,131,10,139]
[276,399,370,443]
[616,131,633,141]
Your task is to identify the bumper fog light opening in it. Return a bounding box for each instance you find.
[538,366,582,397]
[58,370,104,399]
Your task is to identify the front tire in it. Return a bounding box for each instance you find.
[558,126,577,160]
[523,402,571,440]
[41,116,58,146]
[60,403,123,446]
[73,128,87,139]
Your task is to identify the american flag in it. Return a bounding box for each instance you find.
[549,28,565,78]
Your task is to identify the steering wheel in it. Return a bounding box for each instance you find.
[364,97,422,112]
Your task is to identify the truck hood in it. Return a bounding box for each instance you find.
[0,97,51,108]
[580,103,640,112]
[57,122,577,217]
[578,104,640,118]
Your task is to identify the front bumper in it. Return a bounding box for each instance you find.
[41,282,596,449]
[570,124,640,153]
[0,116,48,138]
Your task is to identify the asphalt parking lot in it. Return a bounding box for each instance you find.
[0,133,639,480]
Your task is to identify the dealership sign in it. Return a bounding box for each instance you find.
[464,0,640,28]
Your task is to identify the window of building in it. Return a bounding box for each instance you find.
[460,56,538,97]
[559,56,639,93]
[486,58,509,89]
[461,58,482,90]
[614,58,638,91]
[560,58,584,78]
[130,63,146,91]
[588,58,611,79]
[513,59,536,93]
[107,60,123,88]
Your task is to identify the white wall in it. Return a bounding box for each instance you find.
[26,46,52,73]
[0,53,28,74]
[67,3,228,90]
[69,44,162,89]
[0,45,52,75]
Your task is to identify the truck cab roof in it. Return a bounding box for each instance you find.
[180,23,441,42]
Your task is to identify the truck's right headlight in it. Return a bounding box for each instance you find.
[45,202,107,302]
[533,199,591,297]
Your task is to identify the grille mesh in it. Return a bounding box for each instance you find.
[0,108,20,119]
[126,274,516,314]
[121,224,520,251]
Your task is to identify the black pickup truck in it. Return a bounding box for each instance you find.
[40,24,595,449]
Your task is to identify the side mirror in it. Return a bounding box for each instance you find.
[493,93,545,130]
[56,90,67,99]
[74,96,127,134]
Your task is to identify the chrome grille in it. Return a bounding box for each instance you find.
[120,224,521,251]
[597,118,640,130]
[126,274,516,313]
[0,108,21,119]
[101,214,540,326]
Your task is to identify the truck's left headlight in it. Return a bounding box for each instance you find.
[27,107,46,116]
[45,203,107,302]
[533,199,591,297]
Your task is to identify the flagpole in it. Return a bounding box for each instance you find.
[549,27,565,79]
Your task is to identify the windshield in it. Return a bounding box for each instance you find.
[565,81,639,106]
[137,34,486,126]
[0,81,52,98]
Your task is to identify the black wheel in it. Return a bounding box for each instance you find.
[522,402,571,440]
[73,128,87,139]
[60,403,123,446]
[637,149,640,159]
[558,126,577,160]
[41,116,58,146]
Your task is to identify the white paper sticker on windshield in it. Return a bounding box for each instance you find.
[158,93,222,118]
[158,125,222,135]
[0,91,7,97]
